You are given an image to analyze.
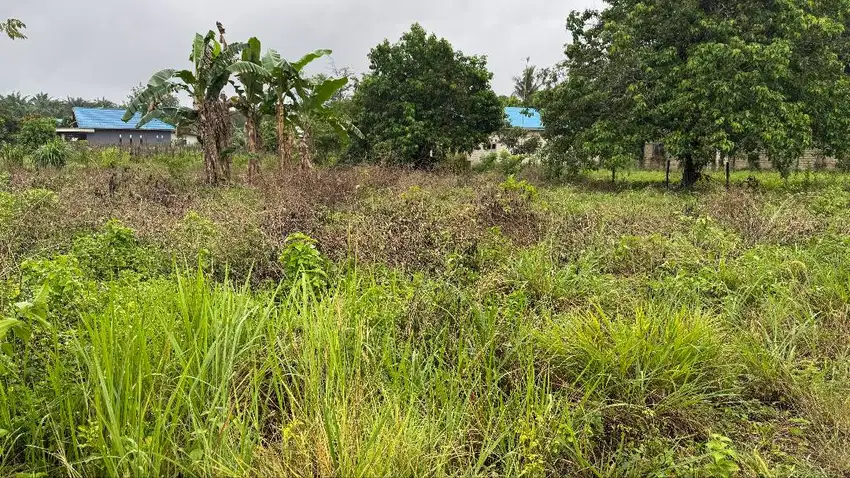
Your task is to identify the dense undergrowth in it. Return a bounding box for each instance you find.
[1,155,850,476]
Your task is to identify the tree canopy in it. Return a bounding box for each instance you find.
[543,0,850,185]
[353,24,503,167]
[0,93,118,142]
[511,58,554,108]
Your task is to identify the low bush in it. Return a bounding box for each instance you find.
[33,140,69,168]
[0,143,26,169]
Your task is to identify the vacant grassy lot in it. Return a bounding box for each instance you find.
[1,156,850,477]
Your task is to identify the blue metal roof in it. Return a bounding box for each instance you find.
[73,107,175,131]
[505,107,543,130]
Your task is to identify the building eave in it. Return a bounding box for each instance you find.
[56,128,95,133]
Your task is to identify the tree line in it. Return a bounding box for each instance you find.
[9,1,850,187]
[542,0,850,186]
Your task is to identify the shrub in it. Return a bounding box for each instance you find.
[0,143,26,169]
[72,220,158,280]
[500,175,538,202]
[515,135,543,155]
[33,140,69,168]
[444,153,471,174]
[474,151,499,173]
[473,150,526,175]
[279,232,330,291]
[98,147,131,168]
[479,176,541,245]
[17,117,57,152]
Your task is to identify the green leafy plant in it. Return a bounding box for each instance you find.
[0,143,25,168]
[98,147,131,169]
[72,220,157,280]
[475,150,527,175]
[500,175,538,202]
[33,140,68,168]
[279,232,330,291]
[16,117,56,153]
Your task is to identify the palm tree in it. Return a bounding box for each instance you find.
[512,58,547,107]
[29,93,56,117]
[124,26,245,184]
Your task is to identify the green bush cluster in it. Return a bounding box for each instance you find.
[474,150,527,175]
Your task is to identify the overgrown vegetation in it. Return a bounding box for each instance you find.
[1,151,850,476]
[3,4,850,476]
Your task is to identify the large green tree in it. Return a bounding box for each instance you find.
[543,0,850,186]
[353,24,503,167]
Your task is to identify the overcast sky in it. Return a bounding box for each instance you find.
[1,0,603,103]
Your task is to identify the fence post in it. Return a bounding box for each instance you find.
[725,158,730,189]
[665,158,671,190]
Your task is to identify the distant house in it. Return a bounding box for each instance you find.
[56,107,175,146]
[470,107,544,163]
[643,143,842,171]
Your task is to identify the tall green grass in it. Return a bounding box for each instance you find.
[2,170,850,476]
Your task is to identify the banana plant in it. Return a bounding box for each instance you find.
[263,49,332,168]
[124,26,245,184]
[288,76,363,169]
[228,37,271,183]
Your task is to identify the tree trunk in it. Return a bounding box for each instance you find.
[681,154,700,188]
[197,102,220,185]
[299,128,314,170]
[276,101,292,169]
[245,114,262,184]
[211,98,232,182]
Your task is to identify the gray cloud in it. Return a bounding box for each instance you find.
[1,0,602,103]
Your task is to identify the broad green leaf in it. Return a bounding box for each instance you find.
[147,69,175,88]
[175,69,196,85]
[0,318,22,341]
[293,49,332,71]
[262,49,282,72]
[311,77,348,106]
[12,322,31,344]
[229,61,270,78]
[245,37,262,63]
[191,33,205,64]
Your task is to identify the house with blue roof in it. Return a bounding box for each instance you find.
[470,107,545,163]
[56,107,176,146]
[504,107,543,131]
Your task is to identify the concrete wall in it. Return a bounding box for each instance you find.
[87,130,173,146]
[469,131,544,164]
[643,144,843,171]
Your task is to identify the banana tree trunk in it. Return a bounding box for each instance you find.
[212,99,232,183]
[245,114,262,184]
[276,101,292,169]
[299,127,314,170]
[197,102,220,185]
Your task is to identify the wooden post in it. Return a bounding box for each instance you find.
[725,157,730,189]
[665,158,671,189]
